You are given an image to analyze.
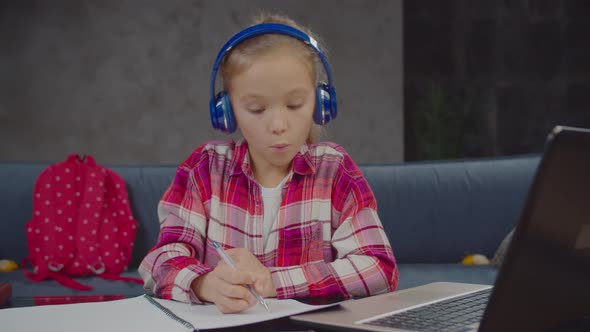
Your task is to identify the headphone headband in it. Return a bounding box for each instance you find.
[210,23,335,102]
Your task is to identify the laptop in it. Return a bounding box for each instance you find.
[292,126,590,332]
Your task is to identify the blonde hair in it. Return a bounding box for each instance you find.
[220,13,326,144]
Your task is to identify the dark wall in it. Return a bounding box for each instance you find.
[404,0,590,161]
[0,0,403,165]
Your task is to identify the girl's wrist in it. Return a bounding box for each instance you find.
[191,273,212,302]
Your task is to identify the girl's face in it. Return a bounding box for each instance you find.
[228,46,315,178]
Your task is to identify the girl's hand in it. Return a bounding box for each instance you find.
[191,263,257,313]
[224,248,277,298]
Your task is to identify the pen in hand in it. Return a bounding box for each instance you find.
[212,241,270,312]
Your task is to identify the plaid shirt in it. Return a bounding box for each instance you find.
[139,139,398,303]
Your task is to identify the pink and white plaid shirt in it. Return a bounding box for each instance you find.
[139,139,398,303]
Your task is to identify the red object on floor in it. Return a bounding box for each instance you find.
[0,282,12,306]
[32,294,126,306]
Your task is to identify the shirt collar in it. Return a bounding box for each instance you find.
[229,139,316,177]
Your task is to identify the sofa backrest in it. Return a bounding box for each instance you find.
[0,155,540,267]
[363,155,540,263]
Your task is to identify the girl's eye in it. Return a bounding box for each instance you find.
[287,104,303,110]
[248,108,265,114]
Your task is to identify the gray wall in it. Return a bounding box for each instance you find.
[0,0,403,165]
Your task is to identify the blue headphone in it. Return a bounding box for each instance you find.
[209,23,338,133]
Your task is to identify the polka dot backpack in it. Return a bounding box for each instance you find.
[23,154,143,290]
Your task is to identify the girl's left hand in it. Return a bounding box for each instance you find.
[223,248,277,298]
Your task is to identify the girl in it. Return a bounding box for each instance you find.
[139,13,399,314]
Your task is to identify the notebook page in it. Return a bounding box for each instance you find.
[0,295,191,332]
[153,297,341,329]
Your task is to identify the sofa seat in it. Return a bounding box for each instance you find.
[1,263,499,300]
[396,264,498,290]
[0,271,145,298]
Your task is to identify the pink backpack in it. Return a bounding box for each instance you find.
[23,154,143,290]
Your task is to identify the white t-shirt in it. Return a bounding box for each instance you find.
[260,175,289,246]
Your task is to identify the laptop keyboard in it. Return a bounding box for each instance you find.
[362,288,492,332]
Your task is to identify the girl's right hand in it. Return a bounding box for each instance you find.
[191,264,258,313]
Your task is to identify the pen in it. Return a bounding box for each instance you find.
[212,241,270,312]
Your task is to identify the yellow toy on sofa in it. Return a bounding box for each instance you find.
[462,254,490,265]
[0,259,18,272]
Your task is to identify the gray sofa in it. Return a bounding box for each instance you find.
[0,154,540,300]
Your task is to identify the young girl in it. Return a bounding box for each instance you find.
[139,13,399,314]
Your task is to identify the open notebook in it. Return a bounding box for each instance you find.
[0,294,340,331]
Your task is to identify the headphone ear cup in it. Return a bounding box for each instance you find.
[222,93,237,133]
[211,91,237,133]
[210,92,224,131]
[314,82,333,125]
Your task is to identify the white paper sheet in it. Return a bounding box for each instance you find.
[0,295,340,331]
[152,296,340,330]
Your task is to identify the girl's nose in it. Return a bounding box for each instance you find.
[269,110,288,134]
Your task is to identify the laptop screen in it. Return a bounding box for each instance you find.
[481,126,590,331]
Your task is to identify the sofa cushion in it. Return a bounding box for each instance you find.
[361,155,540,263]
[396,264,498,290]
[490,228,514,266]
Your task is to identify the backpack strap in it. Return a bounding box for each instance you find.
[75,155,108,275]
[30,165,58,278]
[47,271,93,291]
[98,273,143,284]
[23,155,83,282]
[21,257,44,281]
[22,260,92,290]
[24,159,73,279]
[46,154,80,273]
